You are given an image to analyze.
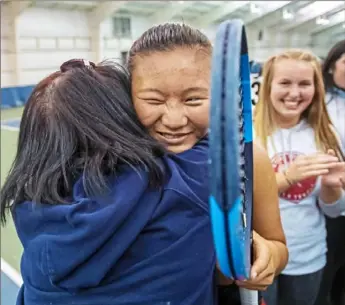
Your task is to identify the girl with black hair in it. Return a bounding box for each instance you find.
[315,39,345,305]
[323,39,345,153]
[0,59,215,305]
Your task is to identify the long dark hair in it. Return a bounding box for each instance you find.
[322,39,345,92]
[0,59,165,224]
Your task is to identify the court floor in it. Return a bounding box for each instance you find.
[1,272,20,305]
[1,107,24,304]
[1,258,22,305]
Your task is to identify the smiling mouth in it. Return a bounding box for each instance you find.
[156,132,192,143]
[282,100,302,109]
[157,132,190,139]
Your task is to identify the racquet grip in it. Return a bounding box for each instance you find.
[239,288,259,305]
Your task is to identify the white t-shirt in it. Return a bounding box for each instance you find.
[255,120,345,275]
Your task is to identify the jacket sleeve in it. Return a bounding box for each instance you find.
[319,190,345,218]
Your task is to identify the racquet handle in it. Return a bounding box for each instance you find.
[239,288,259,305]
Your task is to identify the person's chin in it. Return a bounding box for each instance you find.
[154,132,197,153]
[277,105,301,116]
[166,142,195,154]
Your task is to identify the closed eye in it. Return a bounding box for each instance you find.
[141,98,165,105]
[299,81,312,86]
[185,97,206,105]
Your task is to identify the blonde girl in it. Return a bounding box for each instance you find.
[254,50,345,305]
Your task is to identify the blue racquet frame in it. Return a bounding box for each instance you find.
[209,19,254,281]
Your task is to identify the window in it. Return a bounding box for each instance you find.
[112,17,131,38]
[121,51,128,65]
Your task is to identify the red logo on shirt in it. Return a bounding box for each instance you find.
[271,152,317,203]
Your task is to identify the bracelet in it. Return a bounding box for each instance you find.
[283,170,294,186]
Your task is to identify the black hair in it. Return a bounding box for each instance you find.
[322,39,345,92]
[0,59,166,224]
[127,23,212,73]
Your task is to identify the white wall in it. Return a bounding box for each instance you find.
[0,5,333,88]
[18,8,93,85]
[101,15,151,60]
[1,7,91,87]
[1,6,14,87]
[0,5,155,87]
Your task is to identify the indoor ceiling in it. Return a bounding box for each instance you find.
[1,0,344,38]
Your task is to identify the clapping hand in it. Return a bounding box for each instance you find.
[321,150,345,189]
[285,152,342,185]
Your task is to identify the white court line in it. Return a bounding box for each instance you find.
[1,257,23,287]
[1,117,21,131]
[0,125,19,131]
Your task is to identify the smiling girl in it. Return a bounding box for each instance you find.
[128,23,289,304]
[254,50,345,305]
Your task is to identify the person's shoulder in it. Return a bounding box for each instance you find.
[253,142,273,172]
[326,87,345,104]
[162,136,209,211]
[168,136,209,180]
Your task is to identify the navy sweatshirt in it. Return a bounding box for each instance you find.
[13,138,216,305]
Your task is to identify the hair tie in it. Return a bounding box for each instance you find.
[60,59,96,72]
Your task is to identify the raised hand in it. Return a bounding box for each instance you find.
[284,153,341,185]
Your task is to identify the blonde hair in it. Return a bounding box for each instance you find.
[254,49,344,160]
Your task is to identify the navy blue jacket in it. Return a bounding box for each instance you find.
[14,138,216,305]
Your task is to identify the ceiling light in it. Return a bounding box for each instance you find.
[250,3,262,14]
[282,9,294,20]
[316,17,330,25]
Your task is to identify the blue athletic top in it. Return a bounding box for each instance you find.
[13,137,217,305]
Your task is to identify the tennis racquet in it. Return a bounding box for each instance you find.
[209,19,258,305]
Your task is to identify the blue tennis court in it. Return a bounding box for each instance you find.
[1,258,21,305]
[1,110,23,305]
[1,271,20,305]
